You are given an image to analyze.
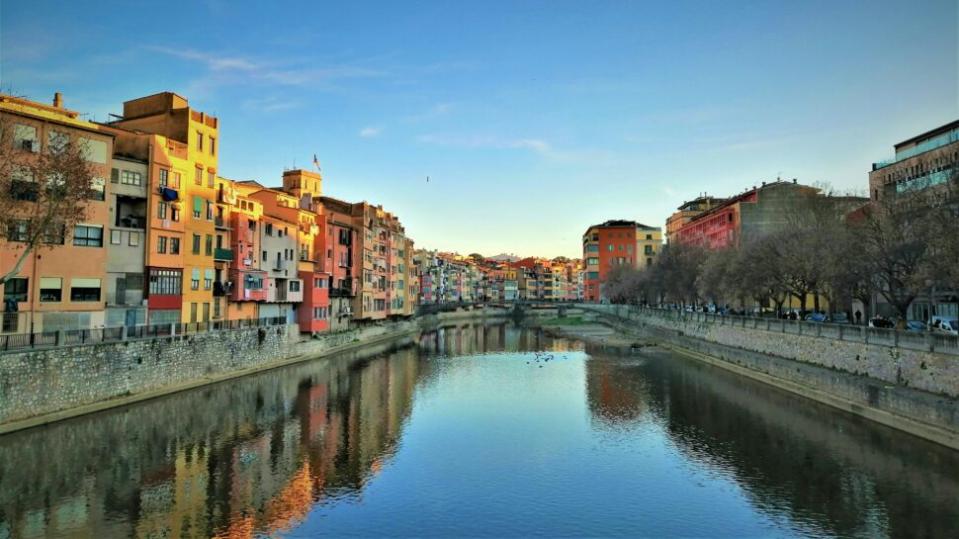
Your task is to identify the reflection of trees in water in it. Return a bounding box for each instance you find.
[631,353,959,539]
[0,335,433,539]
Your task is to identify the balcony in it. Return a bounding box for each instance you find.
[212,281,232,297]
[214,247,233,261]
[214,216,229,230]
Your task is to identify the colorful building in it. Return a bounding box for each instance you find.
[1,92,113,333]
[581,220,662,302]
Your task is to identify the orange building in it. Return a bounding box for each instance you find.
[110,92,220,324]
[1,93,113,333]
[582,220,662,302]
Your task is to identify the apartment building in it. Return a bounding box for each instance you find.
[105,154,148,327]
[318,196,357,331]
[110,92,220,324]
[1,93,113,333]
[581,221,662,302]
[869,119,959,200]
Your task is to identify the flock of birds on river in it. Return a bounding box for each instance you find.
[527,351,557,367]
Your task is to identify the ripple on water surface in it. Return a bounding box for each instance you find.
[0,323,956,538]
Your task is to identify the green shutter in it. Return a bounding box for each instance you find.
[193,195,203,213]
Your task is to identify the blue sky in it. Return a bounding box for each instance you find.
[2,0,956,257]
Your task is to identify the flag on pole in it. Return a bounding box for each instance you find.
[313,154,321,172]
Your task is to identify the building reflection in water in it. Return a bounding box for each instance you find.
[0,325,957,538]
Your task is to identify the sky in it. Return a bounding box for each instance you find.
[1,0,957,258]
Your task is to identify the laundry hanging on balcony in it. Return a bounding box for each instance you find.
[160,186,179,201]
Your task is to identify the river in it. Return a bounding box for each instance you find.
[1,323,956,537]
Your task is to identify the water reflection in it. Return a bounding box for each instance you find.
[0,324,956,538]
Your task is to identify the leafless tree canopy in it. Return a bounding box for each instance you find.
[601,178,959,320]
[0,117,99,284]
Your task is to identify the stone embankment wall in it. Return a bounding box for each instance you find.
[579,304,959,449]
[582,305,959,398]
[0,307,509,432]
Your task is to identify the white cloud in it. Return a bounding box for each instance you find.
[241,96,301,113]
[359,126,382,138]
[147,46,386,89]
[415,133,616,165]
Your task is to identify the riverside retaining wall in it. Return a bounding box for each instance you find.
[0,307,510,432]
[579,304,959,448]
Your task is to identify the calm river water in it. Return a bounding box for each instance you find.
[1,323,957,538]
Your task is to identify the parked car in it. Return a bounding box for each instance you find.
[804,312,829,323]
[905,320,927,333]
[869,316,895,329]
[830,312,850,324]
[930,316,959,336]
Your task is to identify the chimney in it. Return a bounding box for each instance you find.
[53,92,63,108]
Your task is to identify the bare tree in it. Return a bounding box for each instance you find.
[0,117,99,285]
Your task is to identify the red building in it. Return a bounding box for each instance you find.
[318,197,358,331]
[582,220,662,302]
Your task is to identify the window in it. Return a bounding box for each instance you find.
[192,234,201,254]
[159,168,169,187]
[646,257,653,266]
[70,278,101,302]
[193,195,203,218]
[204,235,213,256]
[314,278,325,288]
[157,236,167,254]
[289,280,300,292]
[210,137,216,156]
[191,268,200,290]
[205,200,213,220]
[111,229,122,245]
[36,276,65,303]
[81,138,108,164]
[170,237,180,254]
[148,268,181,295]
[313,306,327,319]
[196,131,204,151]
[204,269,213,290]
[129,232,140,246]
[644,245,654,255]
[47,130,69,154]
[120,170,143,186]
[84,176,105,201]
[73,225,103,247]
[158,201,168,219]
[13,124,38,152]
[3,278,28,303]
[43,225,65,245]
[607,244,614,252]
[207,171,214,188]
[6,220,29,242]
[245,275,263,290]
[194,167,202,186]
[172,171,181,188]
[172,206,180,222]
[262,250,268,261]
[265,223,273,236]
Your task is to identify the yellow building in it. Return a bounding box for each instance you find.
[111,92,220,323]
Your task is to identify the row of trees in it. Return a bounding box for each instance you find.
[604,180,959,322]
